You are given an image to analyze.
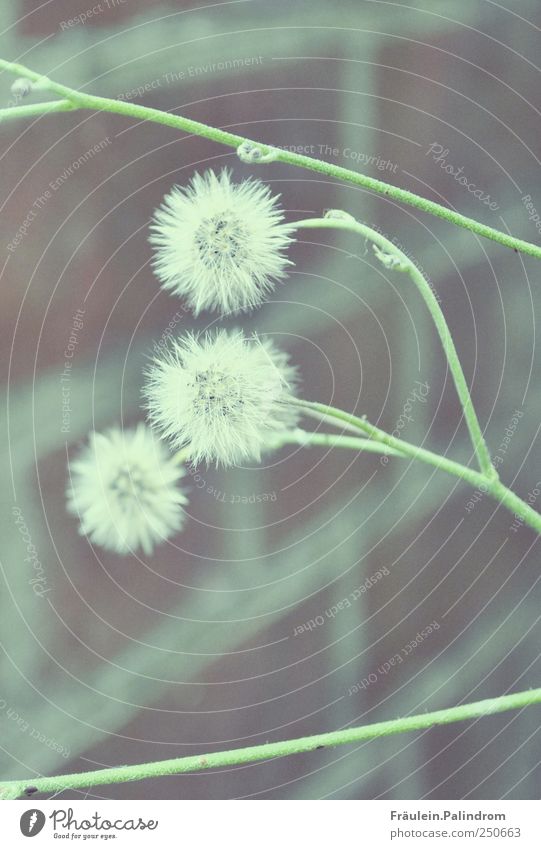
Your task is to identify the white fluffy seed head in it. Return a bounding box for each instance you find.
[66,424,188,555]
[143,329,300,467]
[150,169,294,315]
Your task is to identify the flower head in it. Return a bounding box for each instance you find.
[150,169,294,315]
[67,424,188,555]
[143,329,299,466]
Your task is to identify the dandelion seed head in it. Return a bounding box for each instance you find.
[150,169,294,315]
[144,329,300,466]
[67,424,188,555]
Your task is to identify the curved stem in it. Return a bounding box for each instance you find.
[2,687,541,798]
[296,400,541,536]
[270,427,406,457]
[0,98,74,121]
[1,59,541,260]
[295,216,495,479]
[486,478,541,535]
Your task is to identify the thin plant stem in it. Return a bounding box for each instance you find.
[295,399,541,536]
[299,404,377,435]
[1,59,541,260]
[0,98,74,121]
[2,687,541,799]
[294,216,495,479]
[0,61,539,803]
[270,427,406,457]
[173,429,405,466]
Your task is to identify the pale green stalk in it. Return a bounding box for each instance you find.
[2,687,541,798]
[294,215,494,479]
[1,58,541,260]
[295,400,541,536]
[269,427,405,457]
[172,446,193,466]
[0,98,74,120]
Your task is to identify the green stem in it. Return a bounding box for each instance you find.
[271,427,406,457]
[2,687,541,798]
[1,59,541,260]
[487,478,541,534]
[296,400,541,536]
[172,446,193,466]
[295,216,495,479]
[0,98,74,121]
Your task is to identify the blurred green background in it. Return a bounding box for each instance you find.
[1,0,541,799]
